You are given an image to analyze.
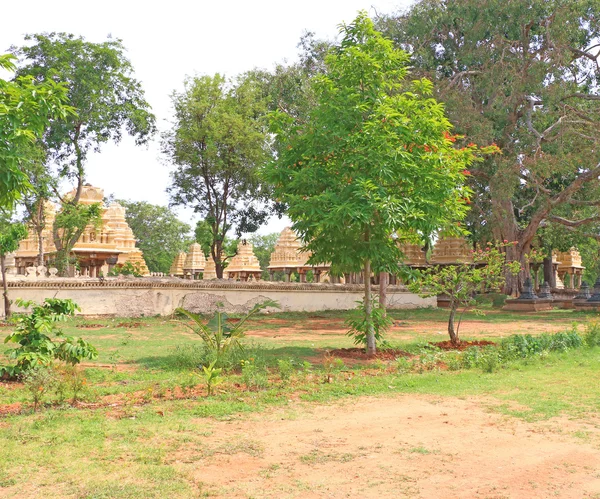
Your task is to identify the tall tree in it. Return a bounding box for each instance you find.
[378,0,600,294]
[264,13,488,354]
[118,200,192,274]
[13,33,156,274]
[0,54,70,210]
[163,73,272,278]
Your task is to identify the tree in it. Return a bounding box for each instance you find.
[0,54,70,210]
[117,200,192,274]
[163,73,272,278]
[0,217,28,319]
[378,0,600,294]
[13,33,156,274]
[410,243,520,346]
[264,13,490,354]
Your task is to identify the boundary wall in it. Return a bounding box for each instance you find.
[2,279,435,317]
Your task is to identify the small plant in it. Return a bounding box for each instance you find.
[200,360,223,396]
[22,367,56,411]
[346,297,393,353]
[2,299,97,377]
[584,322,600,347]
[107,261,143,277]
[241,358,268,390]
[176,299,279,369]
[276,358,295,383]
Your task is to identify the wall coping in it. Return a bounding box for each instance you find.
[7,278,411,293]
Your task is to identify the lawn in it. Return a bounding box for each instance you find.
[0,307,599,498]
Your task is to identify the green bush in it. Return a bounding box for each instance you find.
[2,299,97,377]
[584,322,600,347]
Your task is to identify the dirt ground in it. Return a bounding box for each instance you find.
[247,317,574,342]
[171,395,600,498]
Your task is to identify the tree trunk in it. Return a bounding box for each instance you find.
[543,257,555,288]
[378,271,388,316]
[448,304,459,346]
[364,259,376,356]
[1,254,10,319]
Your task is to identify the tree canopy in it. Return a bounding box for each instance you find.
[264,13,488,353]
[378,0,600,293]
[163,73,272,278]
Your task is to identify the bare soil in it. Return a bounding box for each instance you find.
[171,395,600,498]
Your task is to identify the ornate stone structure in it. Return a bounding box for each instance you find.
[169,252,186,277]
[15,184,149,277]
[226,241,262,281]
[399,242,427,267]
[203,254,218,280]
[268,227,311,282]
[503,277,553,311]
[183,243,206,279]
[430,236,473,265]
[556,248,585,289]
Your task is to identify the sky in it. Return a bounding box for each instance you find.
[2,0,410,235]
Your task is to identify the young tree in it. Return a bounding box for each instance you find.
[117,200,192,274]
[264,13,491,354]
[13,33,156,274]
[410,243,520,346]
[0,218,28,319]
[0,54,70,210]
[163,73,272,278]
[378,0,600,294]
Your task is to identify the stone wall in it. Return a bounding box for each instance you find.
[1,279,435,317]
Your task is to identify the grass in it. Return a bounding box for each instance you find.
[0,308,599,497]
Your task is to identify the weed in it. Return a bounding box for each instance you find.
[277,358,295,383]
[241,358,268,390]
[21,367,56,411]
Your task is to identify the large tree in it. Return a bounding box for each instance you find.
[13,33,156,274]
[378,0,600,293]
[118,200,192,274]
[265,13,487,354]
[163,73,272,278]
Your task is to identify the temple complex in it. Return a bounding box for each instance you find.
[14,184,149,277]
[398,242,427,267]
[430,236,473,265]
[226,241,262,281]
[183,243,206,279]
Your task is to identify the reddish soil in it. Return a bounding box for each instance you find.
[328,347,410,361]
[115,321,146,328]
[433,339,497,351]
[168,395,600,498]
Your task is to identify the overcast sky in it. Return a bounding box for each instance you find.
[3,0,410,235]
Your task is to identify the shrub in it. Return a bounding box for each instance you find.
[22,367,56,411]
[276,358,295,383]
[176,299,279,369]
[2,299,97,377]
[346,298,393,349]
[241,358,269,390]
[584,322,600,347]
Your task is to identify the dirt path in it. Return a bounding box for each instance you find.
[171,395,600,498]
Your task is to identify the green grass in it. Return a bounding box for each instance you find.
[0,310,599,497]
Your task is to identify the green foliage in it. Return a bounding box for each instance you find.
[13,33,156,182]
[583,322,600,348]
[240,357,269,390]
[0,221,28,256]
[163,73,273,278]
[410,242,521,344]
[175,299,279,369]
[265,13,492,352]
[2,299,97,376]
[276,358,295,383]
[248,232,279,276]
[0,54,71,210]
[345,298,393,348]
[107,261,144,277]
[117,200,191,274]
[379,1,600,293]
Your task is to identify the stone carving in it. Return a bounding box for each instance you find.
[49,268,58,278]
[26,267,37,279]
[268,227,310,270]
[555,247,585,289]
[227,242,262,281]
[183,243,206,279]
[398,242,427,266]
[169,251,186,277]
[36,266,47,279]
[430,236,473,265]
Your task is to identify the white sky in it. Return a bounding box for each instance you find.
[2,0,409,235]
